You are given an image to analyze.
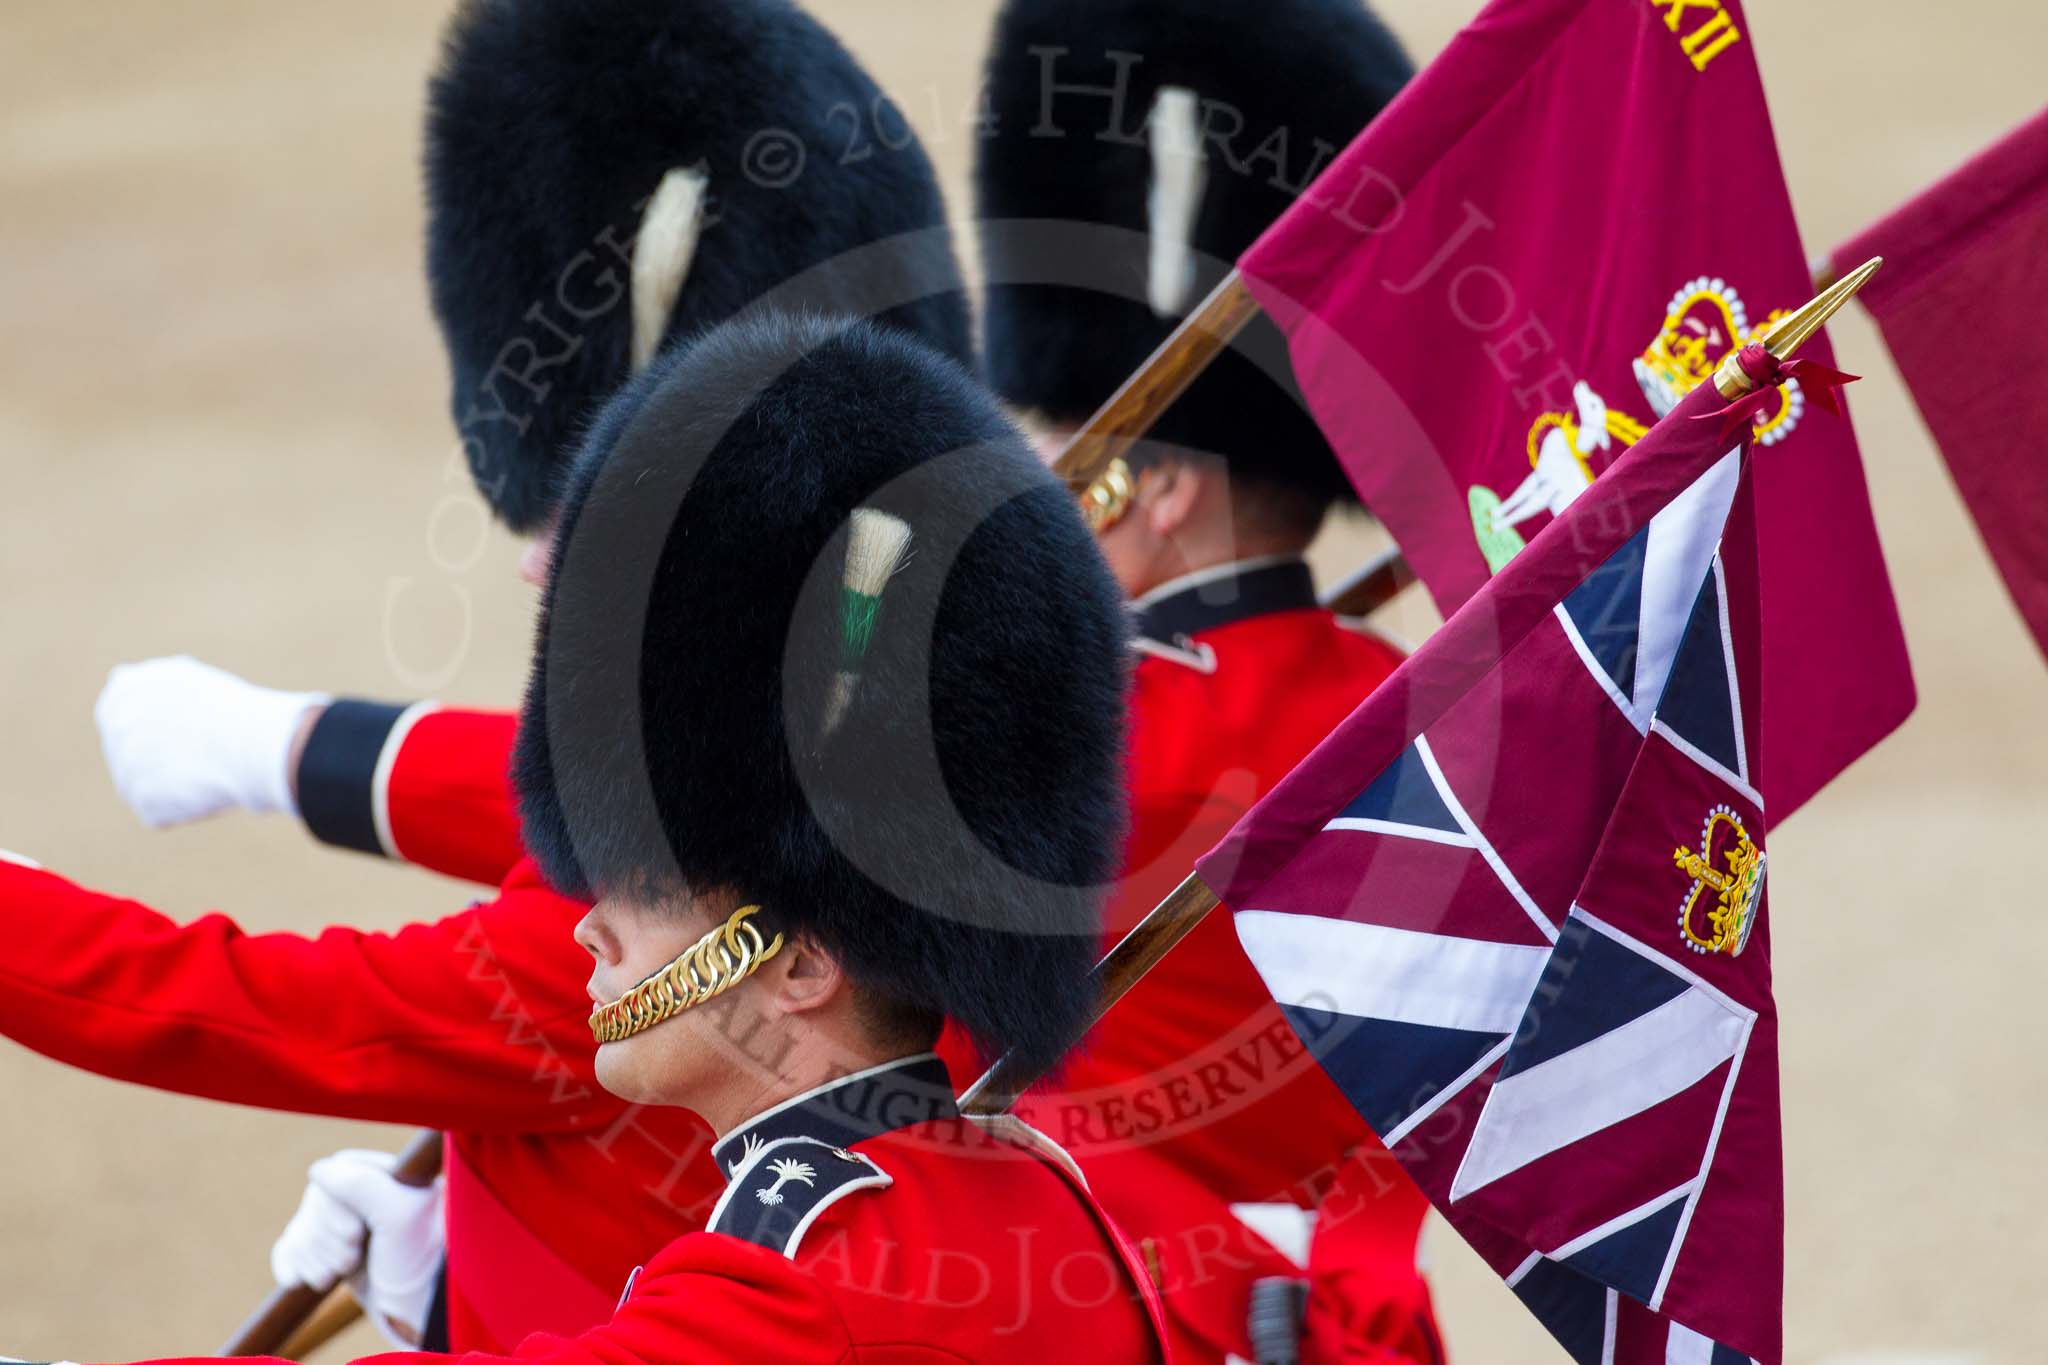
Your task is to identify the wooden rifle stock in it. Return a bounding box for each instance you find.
[219,1129,444,1359]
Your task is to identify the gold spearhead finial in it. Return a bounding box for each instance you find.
[1714,256,1882,397]
[1763,256,1882,360]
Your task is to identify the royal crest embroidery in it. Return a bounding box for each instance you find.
[1469,273,1808,572]
[1635,277,1804,445]
[1635,276,1750,414]
[755,1156,818,1206]
[1672,804,1764,957]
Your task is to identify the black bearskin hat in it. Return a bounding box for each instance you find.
[975,0,1411,511]
[427,0,975,531]
[513,314,1129,1076]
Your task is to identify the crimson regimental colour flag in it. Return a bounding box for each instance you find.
[1199,373,1786,1362]
[1831,104,2048,666]
[1239,0,1911,818]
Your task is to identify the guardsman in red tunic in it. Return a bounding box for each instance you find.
[969,3,1443,1361]
[89,6,1439,1363]
[10,0,976,1352]
[21,314,1170,1364]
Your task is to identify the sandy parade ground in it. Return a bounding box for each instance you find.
[1,2,2043,1360]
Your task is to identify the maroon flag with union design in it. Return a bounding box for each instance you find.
[1195,346,1807,1361]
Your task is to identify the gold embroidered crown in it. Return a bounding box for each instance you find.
[1635,277,1750,415]
[1673,806,1764,958]
[1637,279,1816,445]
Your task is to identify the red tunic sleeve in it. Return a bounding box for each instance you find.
[296,703,524,888]
[1301,1145,1446,1364]
[0,858,618,1134]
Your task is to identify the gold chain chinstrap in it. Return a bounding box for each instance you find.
[589,905,785,1044]
[1081,457,1136,533]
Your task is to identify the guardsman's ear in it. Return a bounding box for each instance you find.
[759,931,847,1021]
[1139,456,1209,540]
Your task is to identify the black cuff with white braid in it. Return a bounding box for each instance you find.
[297,699,417,858]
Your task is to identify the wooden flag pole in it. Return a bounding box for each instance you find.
[958,872,1223,1117]
[219,1129,444,1359]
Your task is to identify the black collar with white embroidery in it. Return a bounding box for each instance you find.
[712,1052,957,1175]
[1130,557,1319,645]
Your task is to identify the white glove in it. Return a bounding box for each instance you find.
[95,656,328,827]
[270,1148,445,1347]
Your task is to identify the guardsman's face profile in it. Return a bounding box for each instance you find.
[575,892,730,1106]
[575,888,838,1129]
